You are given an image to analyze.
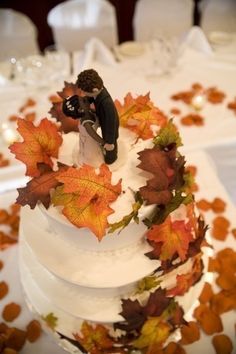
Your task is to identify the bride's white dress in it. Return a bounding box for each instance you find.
[74,118,104,168]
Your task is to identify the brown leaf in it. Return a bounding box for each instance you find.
[2,303,21,322]
[26,320,42,343]
[179,321,200,345]
[212,334,233,354]
[5,328,27,351]
[0,281,9,299]
[0,260,4,270]
[210,289,236,314]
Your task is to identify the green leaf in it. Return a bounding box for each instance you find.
[136,275,161,294]
[108,192,143,233]
[42,312,58,330]
[153,119,182,148]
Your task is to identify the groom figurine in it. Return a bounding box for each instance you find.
[63,69,119,165]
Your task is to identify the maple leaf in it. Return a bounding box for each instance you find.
[42,312,58,330]
[49,101,79,133]
[115,288,171,333]
[166,256,203,296]
[138,145,186,206]
[52,186,113,240]
[73,322,114,354]
[9,118,62,177]
[129,106,168,140]
[153,119,182,149]
[136,275,160,294]
[57,81,82,99]
[132,317,171,352]
[16,164,69,209]
[147,217,194,261]
[56,164,122,213]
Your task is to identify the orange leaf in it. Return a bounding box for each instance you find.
[0,281,9,299]
[206,87,226,104]
[211,197,226,213]
[196,199,211,211]
[211,216,230,241]
[56,164,122,211]
[180,321,200,345]
[216,272,236,290]
[10,118,62,177]
[181,113,204,126]
[73,322,114,354]
[212,334,233,354]
[26,320,42,343]
[164,342,186,354]
[147,217,194,261]
[210,289,236,314]
[199,282,214,304]
[2,303,21,322]
[193,303,223,335]
[232,228,236,239]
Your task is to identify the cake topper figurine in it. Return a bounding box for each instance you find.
[63,69,119,165]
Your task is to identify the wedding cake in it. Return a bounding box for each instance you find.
[10,82,209,353]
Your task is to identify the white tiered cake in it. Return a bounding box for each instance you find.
[11,89,210,353]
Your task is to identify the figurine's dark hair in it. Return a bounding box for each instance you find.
[76,69,103,92]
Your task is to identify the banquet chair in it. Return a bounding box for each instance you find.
[47,0,118,52]
[0,8,39,62]
[133,0,194,42]
[200,0,236,36]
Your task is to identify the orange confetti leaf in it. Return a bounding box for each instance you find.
[26,320,42,343]
[0,281,9,299]
[196,199,211,211]
[10,118,62,177]
[206,87,226,104]
[164,342,186,354]
[180,321,200,345]
[211,197,226,213]
[193,303,223,335]
[181,113,204,126]
[211,216,230,241]
[199,282,214,304]
[212,334,233,354]
[2,303,21,322]
[210,289,236,315]
[170,107,181,115]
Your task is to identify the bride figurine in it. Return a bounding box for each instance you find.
[63,69,119,167]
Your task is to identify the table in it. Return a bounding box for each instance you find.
[0,35,236,353]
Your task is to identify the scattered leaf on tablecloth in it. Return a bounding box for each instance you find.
[216,272,236,290]
[19,98,36,113]
[164,342,186,354]
[196,199,211,211]
[42,312,58,330]
[26,320,42,343]
[193,303,223,335]
[170,107,181,115]
[211,216,230,241]
[5,328,27,351]
[147,217,194,261]
[199,282,214,304]
[212,334,233,354]
[181,113,204,126]
[0,260,4,270]
[179,321,200,345]
[73,322,114,354]
[210,289,236,315]
[10,118,62,177]
[231,228,236,239]
[2,303,21,322]
[0,281,9,299]
[0,153,10,168]
[211,198,226,213]
[208,257,221,272]
[227,97,236,115]
[206,87,226,104]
